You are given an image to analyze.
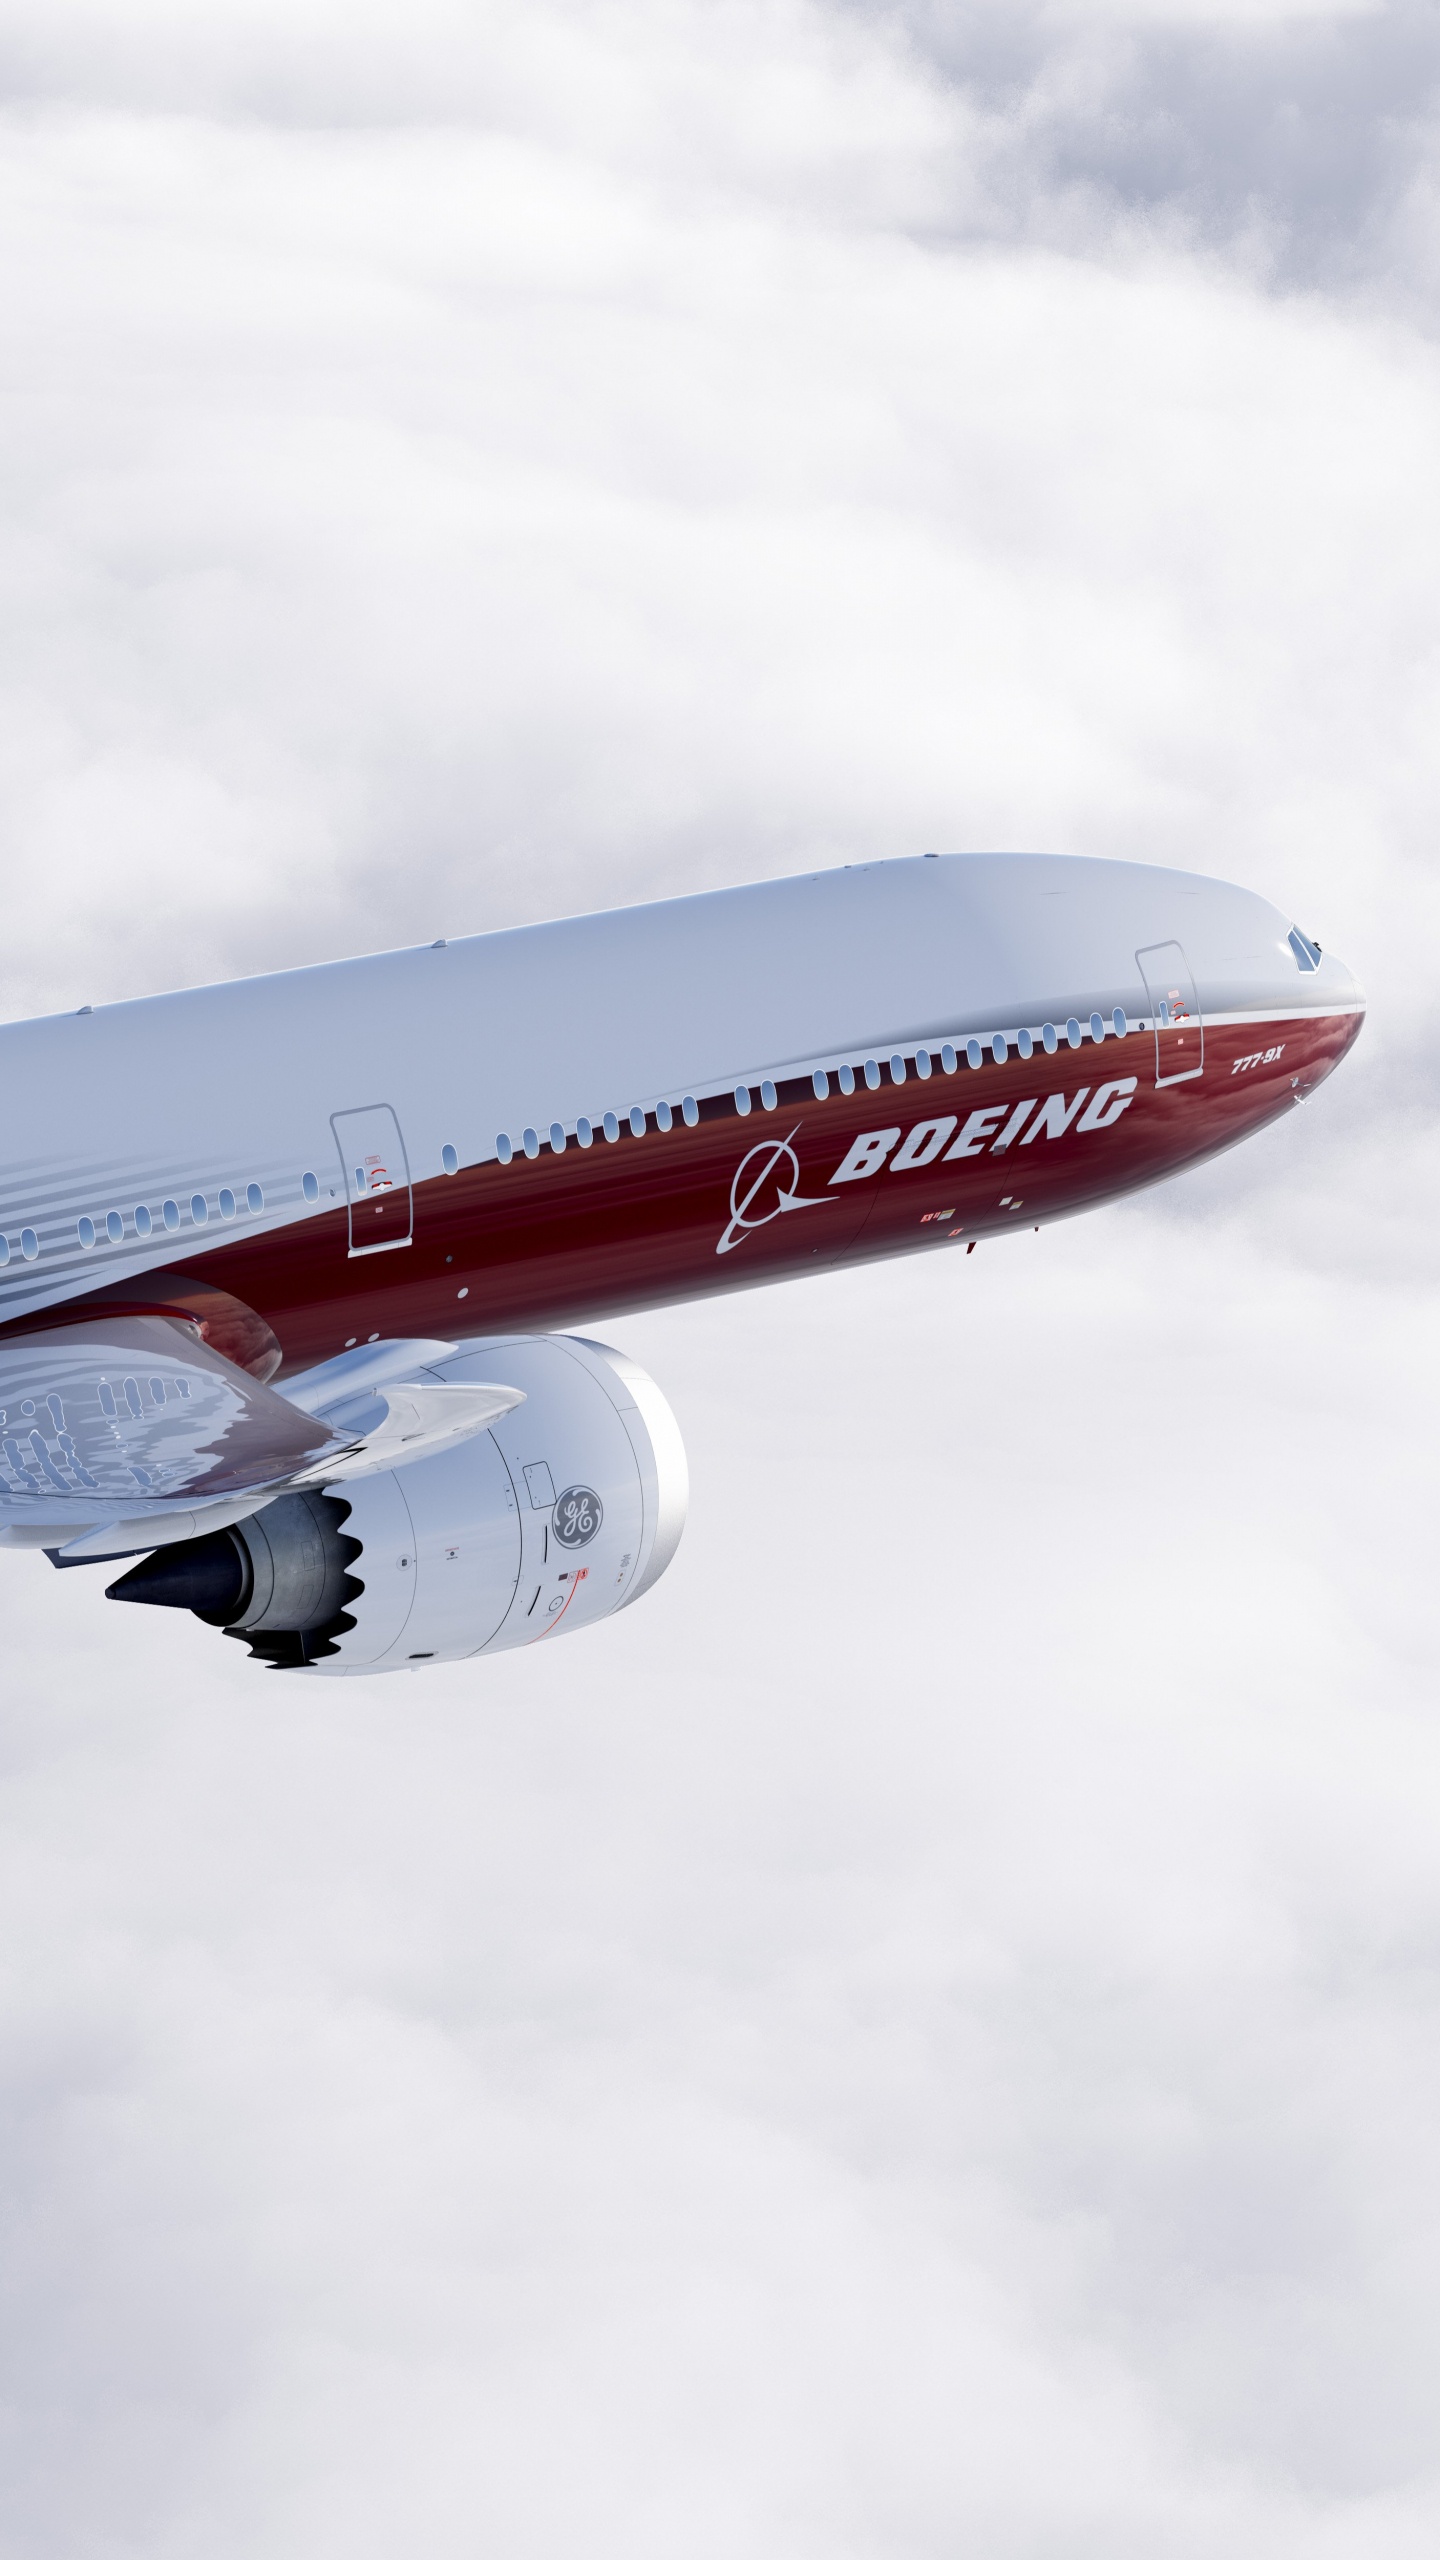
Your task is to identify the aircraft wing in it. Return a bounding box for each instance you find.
[0,1315,522,1555]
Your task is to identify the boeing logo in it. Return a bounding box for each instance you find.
[715,1129,835,1256]
[715,1079,1140,1254]
[828,1080,1139,1181]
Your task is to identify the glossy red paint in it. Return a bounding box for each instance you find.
[102,1006,1356,1374]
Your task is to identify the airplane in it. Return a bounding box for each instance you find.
[0,851,1361,1672]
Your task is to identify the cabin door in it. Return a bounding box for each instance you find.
[1135,943,1204,1087]
[331,1105,413,1255]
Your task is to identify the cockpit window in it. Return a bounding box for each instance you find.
[1288,926,1322,972]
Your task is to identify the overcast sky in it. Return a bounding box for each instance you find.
[0,3,1437,2553]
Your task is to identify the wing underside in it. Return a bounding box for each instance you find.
[0,1316,525,1559]
[0,1314,348,1544]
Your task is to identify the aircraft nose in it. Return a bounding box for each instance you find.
[1271,925,1366,1104]
[1288,924,1364,1018]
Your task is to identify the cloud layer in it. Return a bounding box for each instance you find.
[0,4,1435,2553]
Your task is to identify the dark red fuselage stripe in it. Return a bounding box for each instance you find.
[54,1012,1358,1375]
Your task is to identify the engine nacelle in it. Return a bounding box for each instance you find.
[107,1335,686,1673]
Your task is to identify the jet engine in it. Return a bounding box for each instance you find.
[107,1335,686,1672]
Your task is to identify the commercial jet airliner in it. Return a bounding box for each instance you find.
[0,853,1360,1671]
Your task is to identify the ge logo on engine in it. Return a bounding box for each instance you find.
[553,1485,603,1548]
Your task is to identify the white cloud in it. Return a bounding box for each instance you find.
[0,3,1435,2552]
